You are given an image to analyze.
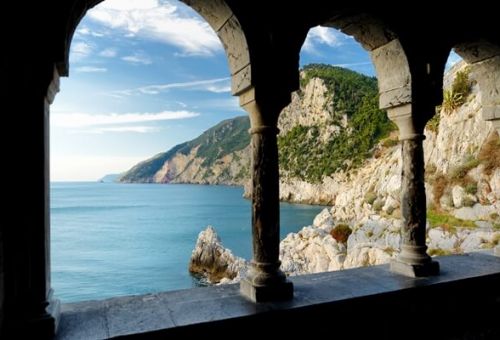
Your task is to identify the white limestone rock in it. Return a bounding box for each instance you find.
[280,224,346,276]
[189,226,246,284]
[427,228,459,251]
[453,203,496,220]
[313,208,335,230]
[452,185,466,208]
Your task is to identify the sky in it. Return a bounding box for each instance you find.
[51,0,460,181]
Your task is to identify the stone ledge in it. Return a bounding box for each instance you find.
[56,252,500,339]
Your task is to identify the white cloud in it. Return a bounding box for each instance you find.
[75,66,108,73]
[303,26,344,54]
[52,110,199,128]
[70,41,93,61]
[122,53,152,65]
[83,126,159,134]
[87,0,222,56]
[108,77,231,97]
[76,27,105,37]
[99,48,118,58]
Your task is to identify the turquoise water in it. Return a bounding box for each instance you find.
[51,182,323,302]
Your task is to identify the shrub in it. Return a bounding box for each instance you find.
[426,111,441,133]
[452,69,471,96]
[330,224,352,244]
[478,131,500,175]
[489,212,499,221]
[449,156,480,181]
[441,69,471,114]
[464,182,478,195]
[432,174,449,206]
[462,197,476,207]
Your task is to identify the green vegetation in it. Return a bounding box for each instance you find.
[442,69,471,114]
[426,110,441,133]
[280,64,395,183]
[464,182,478,195]
[427,209,477,230]
[449,155,480,181]
[122,65,401,184]
[301,64,379,117]
[428,248,452,257]
[330,224,352,244]
[381,137,399,148]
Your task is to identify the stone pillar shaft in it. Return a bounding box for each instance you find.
[391,134,439,277]
[239,97,293,301]
[250,126,281,267]
[399,137,428,261]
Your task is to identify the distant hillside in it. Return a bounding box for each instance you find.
[119,64,391,187]
[99,174,121,183]
[119,116,250,185]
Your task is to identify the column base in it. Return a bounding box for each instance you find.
[390,259,440,277]
[25,297,61,339]
[240,278,293,302]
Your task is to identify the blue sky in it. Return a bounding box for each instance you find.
[51,0,458,181]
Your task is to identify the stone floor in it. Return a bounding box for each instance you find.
[56,251,500,339]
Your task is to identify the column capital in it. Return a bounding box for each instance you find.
[249,126,280,135]
[46,66,60,104]
[387,103,425,140]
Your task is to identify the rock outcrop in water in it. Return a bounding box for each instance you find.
[189,226,246,284]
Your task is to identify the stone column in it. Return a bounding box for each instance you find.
[389,105,439,277]
[239,91,293,302]
[3,63,60,338]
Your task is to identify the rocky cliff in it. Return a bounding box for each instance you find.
[119,116,250,185]
[119,65,390,189]
[189,63,500,284]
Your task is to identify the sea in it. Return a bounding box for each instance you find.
[51,182,324,302]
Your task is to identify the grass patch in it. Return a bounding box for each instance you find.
[449,156,480,182]
[428,248,452,257]
[427,209,477,229]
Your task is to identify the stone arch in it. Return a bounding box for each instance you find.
[320,13,413,138]
[454,40,500,133]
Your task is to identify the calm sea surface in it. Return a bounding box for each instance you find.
[51,182,323,302]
